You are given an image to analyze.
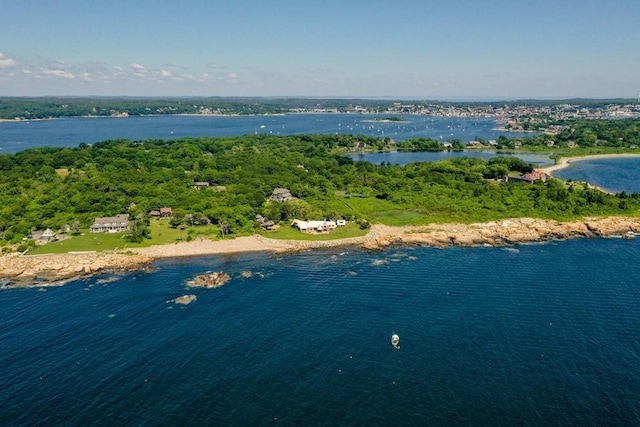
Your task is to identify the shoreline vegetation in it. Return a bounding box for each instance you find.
[3,215,640,288]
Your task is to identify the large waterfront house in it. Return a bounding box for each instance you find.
[506,170,549,184]
[269,188,297,203]
[90,214,131,233]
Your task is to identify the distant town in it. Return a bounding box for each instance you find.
[1,97,639,134]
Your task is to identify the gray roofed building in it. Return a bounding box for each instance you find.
[90,214,131,233]
[269,187,297,203]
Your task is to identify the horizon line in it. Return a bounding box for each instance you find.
[1,95,638,103]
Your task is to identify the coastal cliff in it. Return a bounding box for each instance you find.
[2,216,640,288]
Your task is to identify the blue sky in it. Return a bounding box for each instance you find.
[1,0,639,98]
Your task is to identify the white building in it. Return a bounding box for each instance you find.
[291,219,341,232]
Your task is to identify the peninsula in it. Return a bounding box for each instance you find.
[2,129,640,287]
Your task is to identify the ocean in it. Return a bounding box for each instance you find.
[2,115,640,425]
[1,241,639,425]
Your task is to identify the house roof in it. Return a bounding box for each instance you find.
[92,214,130,226]
[271,187,291,195]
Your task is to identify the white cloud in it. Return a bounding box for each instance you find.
[0,52,17,68]
[41,68,76,79]
[159,69,172,77]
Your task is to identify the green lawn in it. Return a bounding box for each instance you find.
[29,220,221,254]
[260,222,367,241]
[28,231,142,254]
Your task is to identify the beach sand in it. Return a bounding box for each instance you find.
[539,153,640,175]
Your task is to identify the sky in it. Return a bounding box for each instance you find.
[1,0,639,99]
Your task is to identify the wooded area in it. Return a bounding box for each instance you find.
[1,132,638,249]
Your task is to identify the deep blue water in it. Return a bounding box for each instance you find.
[2,240,640,425]
[2,113,640,425]
[554,158,640,193]
[0,114,531,154]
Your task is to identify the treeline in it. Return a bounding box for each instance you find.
[381,119,640,151]
[0,97,401,120]
[2,97,638,120]
[0,134,638,245]
[495,118,640,149]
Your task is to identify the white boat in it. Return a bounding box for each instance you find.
[391,334,400,348]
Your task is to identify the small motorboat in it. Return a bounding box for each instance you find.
[391,334,400,348]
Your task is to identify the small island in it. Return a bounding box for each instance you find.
[362,117,406,123]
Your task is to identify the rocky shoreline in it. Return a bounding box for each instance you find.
[2,216,640,288]
[0,252,154,289]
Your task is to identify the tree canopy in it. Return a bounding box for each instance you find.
[0,134,637,246]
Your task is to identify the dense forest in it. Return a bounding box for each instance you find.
[0,133,638,248]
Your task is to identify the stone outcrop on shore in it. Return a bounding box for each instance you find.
[360,217,640,250]
[0,252,153,288]
[2,216,640,288]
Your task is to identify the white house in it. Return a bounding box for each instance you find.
[291,219,343,232]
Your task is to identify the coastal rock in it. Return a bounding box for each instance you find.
[389,217,640,249]
[0,252,154,288]
[4,217,640,289]
[187,271,231,289]
[171,294,197,305]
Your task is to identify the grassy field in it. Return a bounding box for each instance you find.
[29,220,221,254]
[28,220,366,254]
[28,230,143,254]
[260,222,367,241]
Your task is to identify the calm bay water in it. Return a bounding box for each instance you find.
[554,158,640,193]
[2,240,640,425]
[2,114,640,425]
[0,114,531,154]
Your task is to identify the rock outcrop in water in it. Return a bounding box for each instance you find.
[170,294,197,305]
[186,271,231,289]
